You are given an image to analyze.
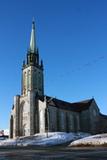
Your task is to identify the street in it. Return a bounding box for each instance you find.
[0,146,107,160]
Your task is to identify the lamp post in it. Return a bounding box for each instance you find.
[46,96,54,138]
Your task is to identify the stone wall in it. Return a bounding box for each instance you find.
[89,100,100,134]
[48,106,58,131]
[98,114,107,133]
[47,106,81,133]
[47,99,102,134]
[66,111,74,132]
[79,100,100,134]
[19,95,30,136]
[12,95,20,138]
[80,109,90,133]
[38,99,46,133]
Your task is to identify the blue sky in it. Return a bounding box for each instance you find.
[0,0,107,129]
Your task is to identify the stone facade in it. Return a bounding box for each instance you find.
[38,98,101,134]
[10,20,107,139]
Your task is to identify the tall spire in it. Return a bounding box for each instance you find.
[29,18,36,53]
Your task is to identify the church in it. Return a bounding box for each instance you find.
[10,20,107,138]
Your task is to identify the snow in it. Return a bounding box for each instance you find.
[0,129,9,136]
[2,132,107,147]
[69,133,107,146]
[4,129,9,136]
[0,132,90,147]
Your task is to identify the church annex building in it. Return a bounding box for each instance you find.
[10,21,107,138]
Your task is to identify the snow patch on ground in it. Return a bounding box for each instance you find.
[4,129,9,136]
[0,129,9,136]
[69,133,107,146]
[0,132,90,147]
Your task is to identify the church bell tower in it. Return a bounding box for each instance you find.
[21,20,44,97]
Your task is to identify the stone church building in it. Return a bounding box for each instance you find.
[10,21,107,138]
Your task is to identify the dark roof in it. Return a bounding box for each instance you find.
[39,96,94,112]
[99,113,107,119]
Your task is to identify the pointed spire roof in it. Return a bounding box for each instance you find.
[29,18,36,53]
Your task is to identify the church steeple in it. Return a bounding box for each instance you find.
[29,19,36,53]
[22,19,44,96]
[25,19,41,67]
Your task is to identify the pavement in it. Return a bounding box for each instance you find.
[0,146,107,160]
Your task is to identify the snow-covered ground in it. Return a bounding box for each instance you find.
[0,129,9,136]
[69,133,107,147]
[0,132,90,147]
[4,129,9,136]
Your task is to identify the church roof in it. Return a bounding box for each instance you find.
[45,96,94,112]
[99,113,107,119]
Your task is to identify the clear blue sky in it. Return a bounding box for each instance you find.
[0,0,107,129]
